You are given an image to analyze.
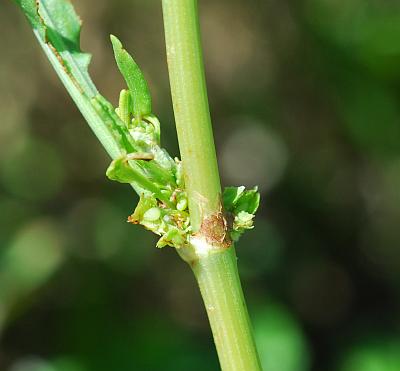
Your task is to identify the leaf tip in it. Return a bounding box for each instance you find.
[110,34,121,51]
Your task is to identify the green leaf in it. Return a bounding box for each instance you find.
[13,0,126,160]
[106,157,173,207]
[106,157,142,184]
[38,0,96,94]
[223,186,260,215]
[106,157,160,193]
[91,94,138,154]
[223,186,260,241]
[111,35,152,118]
[223,186,245,212]
[116,89,133,127]
[235,188,260,215]
[13,0,46,39]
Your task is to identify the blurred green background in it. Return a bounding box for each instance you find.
[1,0,400,370]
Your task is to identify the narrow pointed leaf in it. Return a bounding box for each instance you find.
[106,158,172,206]
[110,35,152,118]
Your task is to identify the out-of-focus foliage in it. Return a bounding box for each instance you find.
[1,0,400,370]
[339,335,400,371]
[253,303,310,371]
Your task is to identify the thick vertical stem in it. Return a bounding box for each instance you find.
[162,0,221,231]
[162,1,262,370]
[191,245,262,371]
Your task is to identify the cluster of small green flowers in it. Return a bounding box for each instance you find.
[105,36,259,249]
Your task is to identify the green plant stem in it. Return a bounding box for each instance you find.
[37,32,121,160]
[162,0,221,231]
[161,1,262,370]
[191,245,262,371]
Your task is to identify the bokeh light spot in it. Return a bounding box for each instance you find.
[253,303,310,371]
[220,120,288,193]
